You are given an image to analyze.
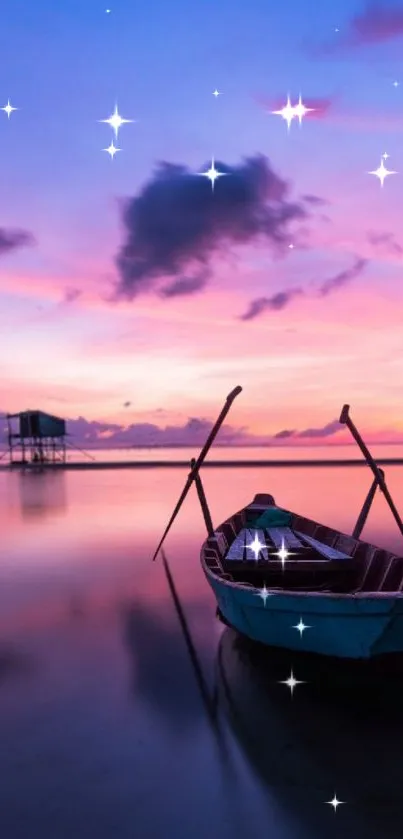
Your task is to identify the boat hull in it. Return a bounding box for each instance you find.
[203,564,403,659]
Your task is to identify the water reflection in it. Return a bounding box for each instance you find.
[17,470,67,520]
[120,597,209,733]
[217,627,403,838]
[0,644,34,686]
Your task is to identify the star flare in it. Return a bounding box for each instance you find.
[103,141,120,159]
[279,669,305,695]
[293,94,315,125]
[99,104,134,138]
[1,99,18,119]
[326,794,344,811]
[293,618,311,636]
[198,157,226,192]
[257,584,272,606]
[272,538,296,570]
[369,157,397,187]
[246,532,266,561]
[271,94,295,131]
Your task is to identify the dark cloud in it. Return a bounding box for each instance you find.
[123,401,131,408]
[239,288,303,321]
[367,231,403,255]
[0,227,35,255]
[302,194,329,206]
[318,257,367,297]
[63,287,82,304]
[115,155,307,299]
[160,270,209,298]
[274,429,296,439]
[298,419,342,439]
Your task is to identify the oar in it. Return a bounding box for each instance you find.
[340,404,403,537]
[152,385,242,561]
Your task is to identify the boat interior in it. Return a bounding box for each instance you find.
[202,494,403,595]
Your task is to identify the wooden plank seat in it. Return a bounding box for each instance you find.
[222,526,356,591]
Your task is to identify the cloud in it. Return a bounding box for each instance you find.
[302,194,329,206]
[239,257,367,322]
[160,269,210,298]
[318,257,367,297]
[63,287,82,304]
[115,155,307,299]
[298,419,343,439]
[0,413,381,449]
[123,401,132,408]
[0,227,35,255]
[64,414,345,447]
[239,288,303,321]
[346,2,403,46]
[65,415,252,448]
[313,3,403,53]
[367,231,403,256]
[274,429,296,439]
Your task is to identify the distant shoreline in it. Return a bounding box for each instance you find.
[1,457,403,471]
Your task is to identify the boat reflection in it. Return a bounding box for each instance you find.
[216,627,403,838]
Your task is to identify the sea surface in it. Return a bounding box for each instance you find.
[1,454,403,838]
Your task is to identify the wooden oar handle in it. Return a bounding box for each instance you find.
[339,404,350,424]
[226,385,243,403]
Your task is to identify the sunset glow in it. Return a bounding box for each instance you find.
[1,0,403,449]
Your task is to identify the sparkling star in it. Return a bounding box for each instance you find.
[1,99,18,119]
[246,532,266,561]
[272,538,296,570]
[382,152,389,159]
[326,794,344,811]
[257,584,272,606]
[99,104,134,138]
[105,7,111,12]
[293,94,315,125]
[369,157,397,187]
[212,89,221,97]
[271,94,296,131]
[103,141,120,159]
[393,80,399,87]
[288,243,294,249]
[279,669,305,695]
[293,618,311,636]
[335,27,339,32]
[198,157,226,192]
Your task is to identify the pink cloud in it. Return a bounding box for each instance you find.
[312,3,403,54]
[2,413,399,450]
[348,3,403,46]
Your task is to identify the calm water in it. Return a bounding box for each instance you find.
[1,462,403,838]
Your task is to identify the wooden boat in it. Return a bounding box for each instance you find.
[153,389,403,660]
[201,492,403,659]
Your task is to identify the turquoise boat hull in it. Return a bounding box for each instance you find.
[203,565,403,659]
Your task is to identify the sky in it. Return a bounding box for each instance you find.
[2,0,403,447]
